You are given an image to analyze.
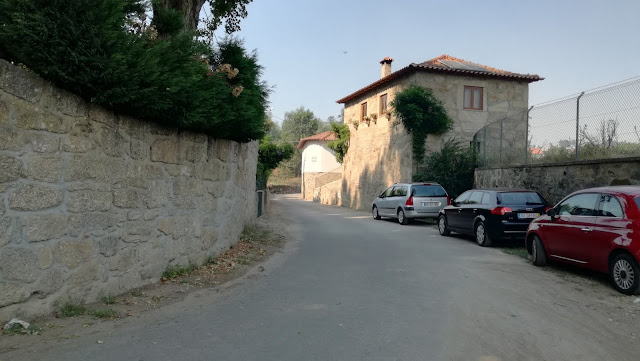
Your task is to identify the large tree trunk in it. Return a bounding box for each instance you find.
[158,0,206,32]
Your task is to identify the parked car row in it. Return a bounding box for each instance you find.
[371,183,640,295]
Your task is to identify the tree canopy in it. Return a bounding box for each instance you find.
[281,107,321,141]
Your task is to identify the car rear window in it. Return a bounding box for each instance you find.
[498,192,545,205]
[412,185,447,197]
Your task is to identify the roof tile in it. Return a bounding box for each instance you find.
[297,131,337,149]
[337,54,543,104]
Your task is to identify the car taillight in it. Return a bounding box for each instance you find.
[406,196,413,206]
[447,196,451,205]
[491,207,512,215]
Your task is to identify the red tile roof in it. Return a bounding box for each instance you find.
[296,131,337,149]
[336,54,543,104]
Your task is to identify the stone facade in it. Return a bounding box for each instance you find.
[340,64,532,211]
[474,157,640,204]
[0,60,258,319]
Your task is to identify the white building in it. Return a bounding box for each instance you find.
[297,131,342,201]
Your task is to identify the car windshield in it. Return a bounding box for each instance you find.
[412,185,447,197]
[498,192,544,205]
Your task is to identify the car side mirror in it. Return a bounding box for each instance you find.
[451,200,457,207]
[546,208,556,218]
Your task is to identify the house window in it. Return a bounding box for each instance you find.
[464,86,483,110]
[379,93,388,114]
[361,102,367,122]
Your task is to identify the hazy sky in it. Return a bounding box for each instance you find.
[225,0,640,124]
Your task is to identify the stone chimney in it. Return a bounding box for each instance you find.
[380,57,393,79]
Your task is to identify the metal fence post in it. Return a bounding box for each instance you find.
[575,92,585,160]
[525,106,533,164]
[499,118,504,165]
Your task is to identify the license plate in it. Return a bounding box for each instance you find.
[422,202,439,207]
[518,213,539,219]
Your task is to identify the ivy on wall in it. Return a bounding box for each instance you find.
[390,85,453,165]
[327,122,350,163]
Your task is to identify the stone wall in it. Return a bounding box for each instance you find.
[302,170,341,201]
[341,71,530,211]
[0,60,258,319]
[313,180,342,206]
[474,157,640,204]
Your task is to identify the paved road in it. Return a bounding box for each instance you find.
[4,195,640,360]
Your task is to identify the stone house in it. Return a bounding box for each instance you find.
[297,131,342,203]
[336,55,542,210]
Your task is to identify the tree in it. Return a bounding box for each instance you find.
[391,85,453,165]
[281,107,320,141]
[279,107,321,177]
[263,115,282,141]
[153,0,252,36]
[257,138,295,189]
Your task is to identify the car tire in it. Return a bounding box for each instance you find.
[609,253,640,295]
[438,215,450,236]
[531,235,547,266]
[398,209,409,225]
[475,221,493,247]
[372,206,381,220]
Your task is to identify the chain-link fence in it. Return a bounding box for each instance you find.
[474,77,640,167]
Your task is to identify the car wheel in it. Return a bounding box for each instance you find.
[372,206,381,220]
[398,209,409,225]
[531,235,547,266]
[475,221,493,247]
[609,253,640,295]
[438,215,450,236]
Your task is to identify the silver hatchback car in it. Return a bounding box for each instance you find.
[372,182,450,225]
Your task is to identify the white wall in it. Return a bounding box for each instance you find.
[301,141,341,174]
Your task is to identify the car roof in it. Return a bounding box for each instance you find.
[468,188,539,193]
[572,185,640,197]
[392,182,441,186]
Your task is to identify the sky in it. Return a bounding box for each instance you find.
[219,0,640,124]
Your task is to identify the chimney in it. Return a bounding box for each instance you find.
[380,57,393,79]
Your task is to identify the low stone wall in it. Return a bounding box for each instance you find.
[302,170,341,201]
[0,60,258,319]
[267,184,300,194]
[474,157,640,204]
[313,180,342,206]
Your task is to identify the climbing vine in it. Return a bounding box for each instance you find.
[391,85,453,164]
[327,122,350,163]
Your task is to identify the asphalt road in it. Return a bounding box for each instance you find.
[4,195,640,361]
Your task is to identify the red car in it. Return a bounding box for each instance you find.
[526,186,640,295]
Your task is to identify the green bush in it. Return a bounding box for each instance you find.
[327,122,350,163]
[0,0,267,141]
[257,138,295,189]
[412,139,476,198]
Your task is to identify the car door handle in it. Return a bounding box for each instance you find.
[473,209,477,212]
[581,228,592,232]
